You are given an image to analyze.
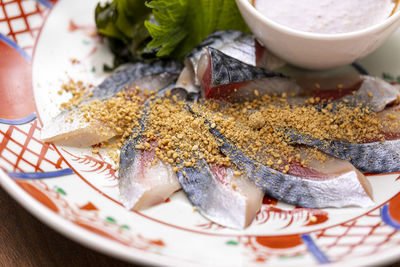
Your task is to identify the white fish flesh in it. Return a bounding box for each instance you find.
[41,61,182,147]
[191,108,374,208]
[119,139,180,210]
[285,106,400,174]
[118,87,188,210]
[176,66,199,93]
[177,159,264,229]
[325,76,399,112]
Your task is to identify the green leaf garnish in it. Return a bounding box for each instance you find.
[95,0,250,65]
[95,0,153,67]
[145,0,250,60]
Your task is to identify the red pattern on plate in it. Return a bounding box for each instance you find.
[79,201,98,211]
[195,197,328,231]
[0,121,65,172]
[0,0,48,55]
[62,149,117,181]
[255,197,329,228]
[196,222,226,231]
[15,179,166,250]
[0,41,35,119]
[16,179,59,212]
[68,20,97,36]
[314,207,400,262]
[254,235,303,249]
[0,0,65,173]
[388,193,400,223]
[239,235,306,263]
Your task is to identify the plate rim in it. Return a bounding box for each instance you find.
[2,168,400,266]
[1,0,400,265]
[0,169,201,267]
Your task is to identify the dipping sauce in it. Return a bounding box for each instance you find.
[253,0,399,34]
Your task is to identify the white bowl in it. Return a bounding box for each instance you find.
[236,0,400,69]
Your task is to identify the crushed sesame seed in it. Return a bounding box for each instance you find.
[57,78,399,174]
[309,215,317,223]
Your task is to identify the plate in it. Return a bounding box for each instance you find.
[0,0,400,266]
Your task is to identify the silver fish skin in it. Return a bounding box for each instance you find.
[118,87,188,210]
[219,136,373,208]
[119,136,180,210]
[325,76,400,112]
[185,30,285,86]
[285,129,400,174]
[90,61,182,101]
[198,47,300,101]
[41,61,182,147]
[176,159,263,229]
[188,108,374,208]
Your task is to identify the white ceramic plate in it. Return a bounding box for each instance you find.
[0,0,399,266]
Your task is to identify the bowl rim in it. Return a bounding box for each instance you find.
[237,0,400,40]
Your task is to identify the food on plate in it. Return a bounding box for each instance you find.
[286,105,400,174]
[177,160,264,229]
[197,47,299,100]
[43,21,400,229]
[253,0,399,34]
[181,30,285,87]
[321,76,400,112]
[118,87,186,210]
[286,129,400,174]
[189,104,373,209]
[41,61,182,146]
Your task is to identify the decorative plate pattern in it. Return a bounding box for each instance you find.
[0,0,400,266]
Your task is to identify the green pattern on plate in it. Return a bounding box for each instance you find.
[55,187,66,195]
[106,216,116,223]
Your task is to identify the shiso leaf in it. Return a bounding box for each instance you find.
[94,0,250,66]
[145,0,250,60]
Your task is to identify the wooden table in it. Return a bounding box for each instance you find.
[0,185,399,267]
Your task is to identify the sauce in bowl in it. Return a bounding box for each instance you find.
[253,0,400,34]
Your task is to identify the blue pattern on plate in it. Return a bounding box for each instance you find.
[301,234,330,264]
[0,113,37,125]
[36,0,53,8]
[8,168,74,179]
[381,204,400,231]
